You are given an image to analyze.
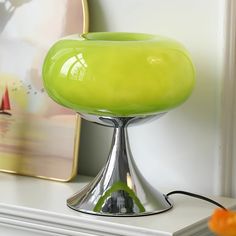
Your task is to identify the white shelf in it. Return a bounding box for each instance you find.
[0,173,235,236]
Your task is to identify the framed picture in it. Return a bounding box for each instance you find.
[0,0,88,181]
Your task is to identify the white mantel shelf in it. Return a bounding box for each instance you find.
[0,173,236,236]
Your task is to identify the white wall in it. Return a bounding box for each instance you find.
[78,0,236,196]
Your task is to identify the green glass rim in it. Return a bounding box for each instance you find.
[81,32,155,42]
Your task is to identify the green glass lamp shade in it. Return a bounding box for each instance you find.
[42,32,195,117]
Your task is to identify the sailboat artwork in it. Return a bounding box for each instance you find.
[0,0,86,181]
[0,86,11,116]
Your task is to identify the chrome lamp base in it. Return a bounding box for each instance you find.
[67,114,173,216]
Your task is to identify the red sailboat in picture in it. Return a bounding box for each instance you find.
[0,86,11,116]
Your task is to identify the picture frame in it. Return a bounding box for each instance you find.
[0,0,88,181]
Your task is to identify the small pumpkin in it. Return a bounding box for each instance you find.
[208,209,236,236]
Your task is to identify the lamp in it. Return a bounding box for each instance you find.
[42,32,195,216]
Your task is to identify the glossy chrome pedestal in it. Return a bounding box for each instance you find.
[67,114,173,216]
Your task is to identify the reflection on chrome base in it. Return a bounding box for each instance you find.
[67,113,173,216]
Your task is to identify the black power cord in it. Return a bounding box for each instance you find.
[166,190,227,210]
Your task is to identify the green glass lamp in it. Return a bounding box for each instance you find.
[42,32,195,216]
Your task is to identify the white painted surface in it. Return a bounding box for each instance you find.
[0,173,236,235]
[223,1,236,198]
[217,0,236,197]
[78,0,236,196]
[0,225,57,236]
[79,120,112,176]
